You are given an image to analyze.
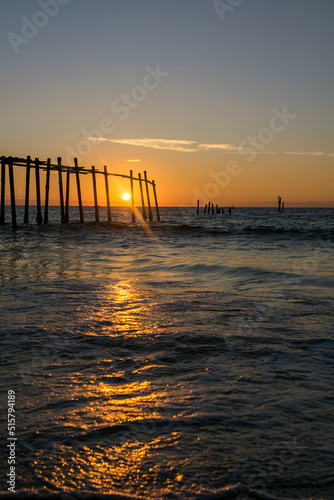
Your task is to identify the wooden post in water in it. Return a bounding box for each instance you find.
[74,158,84,223]
[44,158,51,224]
[65,167,70,223]
[211,203,214,215]
[144,170,153,221]
[208,202,211,214]
[91,166,99,223]
[216,204,219,214]
[104,166,111,222]
[282,202,284,212]
[8,157,17,229]
[278,196,282,212]
[196,200,199,214]
[152,180,160,221]
[130,170,135,223]
[35,158,43,225]
[204,204,207,214]
[24,156,31,223]
[0,157,5,225]
[138,173,147,220]
[57,157,65,224]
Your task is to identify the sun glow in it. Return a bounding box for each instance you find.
[122,193,131,201]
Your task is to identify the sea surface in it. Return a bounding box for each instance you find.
[0,207,333,500]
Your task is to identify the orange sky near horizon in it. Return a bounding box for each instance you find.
[1,1,333,208]
[3,146,333,208]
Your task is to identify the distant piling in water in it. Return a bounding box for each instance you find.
[0,155,160,227]
[278,195,285,212]
[196,201,233,216]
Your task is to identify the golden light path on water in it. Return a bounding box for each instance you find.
[33,279,190,497]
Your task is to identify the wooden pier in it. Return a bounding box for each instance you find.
[0,155,160,227]
[200,201,233,215]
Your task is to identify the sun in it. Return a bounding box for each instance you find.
[122,193,131,201]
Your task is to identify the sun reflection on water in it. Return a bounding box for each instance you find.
[83,280,162,339]
[32,276,180,495]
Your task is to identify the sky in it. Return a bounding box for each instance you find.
[0,0,333,207]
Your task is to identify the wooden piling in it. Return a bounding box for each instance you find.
[74,158,84,223]
[216,204,218,214]
[204,204,207,214]
[24,156,31,223]
[152,180,160,222]
[44,158,51,224]
[278,196,282,212]
[208,202,211,214]
[0,157,5,225]
[144,170,153,221]
[35,158,43,225]
[211,203,214,215]
[138,173,147,220]
[65,167,70,223]
[57,157,66,224]
[282,201,284,212]
[130,170,135,223]
[229,206,232,214]
[92,166,99,223]
[104,166,111,222]
[196,200,199,214]
[8,157,17,229]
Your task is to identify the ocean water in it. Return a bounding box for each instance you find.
[0,207,333,500]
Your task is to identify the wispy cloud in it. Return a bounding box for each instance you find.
[127,159,140,163]
[284,151,325,156]
[198,143,243,152]
[89,137,333,157]
[90,137,198,152]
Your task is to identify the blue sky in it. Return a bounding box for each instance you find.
[1,0,333,205]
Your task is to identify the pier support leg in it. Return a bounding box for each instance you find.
[74,158,84,223]
[57,157,66,224]
[8,157,17,229]
[152,180,160,221]
[144,171,153,222]
[44,158,51,224]
[35,158,43,225]
[0,157,5,225]
[92,166,99,223]
[65,167,70,223]
[138,173,147,221]
[130,170,135,223]
[24,156,31,223]
[104,166,112,222]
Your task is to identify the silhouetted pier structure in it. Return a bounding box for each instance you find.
[200,201,233,215]
[0,156,160,228]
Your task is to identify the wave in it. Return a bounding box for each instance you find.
[0,486,287,499]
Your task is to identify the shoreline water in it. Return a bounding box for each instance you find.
[1,208,333,499]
